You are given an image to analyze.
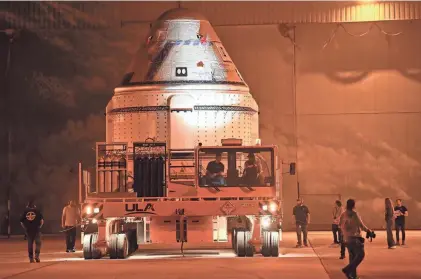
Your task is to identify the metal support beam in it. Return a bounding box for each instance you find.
[78,162,83,204]
[1,28,16,238]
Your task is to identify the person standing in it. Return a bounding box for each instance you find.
[332,200,344,245]
[385,198,396,249]
[20,200,44,263]
[340,199,372,279]
[394,199,408,246]
[293,198,310,248]
[62,200,80,252]
[332,200,347,260]
[339,223,347,260]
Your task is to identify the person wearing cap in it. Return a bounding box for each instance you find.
[20,200,44,263]
[205,153,225,186]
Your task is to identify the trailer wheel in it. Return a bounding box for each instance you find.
[232,228,238,252]
[109,234,118,259]
[235,230,246,257]
[127,229,138,254]
[261,231,279,257]
[270,231,279,257]
[244,231,254,257]
[117,233,129,259]
[83,233,93,259]
[261,231,271,257]
[91,233,102,259]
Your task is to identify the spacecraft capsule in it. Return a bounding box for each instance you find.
[106,8,259,149]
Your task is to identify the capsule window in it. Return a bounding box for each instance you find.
[175,67,188,77]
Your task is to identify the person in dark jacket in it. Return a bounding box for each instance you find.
[385,198,396,249]
[340,199,372,279]
[20,200,44,263]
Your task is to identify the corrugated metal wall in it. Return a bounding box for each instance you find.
[2,1,421,29]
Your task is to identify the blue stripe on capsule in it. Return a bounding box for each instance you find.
[168,40,212,46]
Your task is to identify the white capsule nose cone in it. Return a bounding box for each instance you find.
[122,8,246,86]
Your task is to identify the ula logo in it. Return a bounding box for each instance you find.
[125,203,156,215]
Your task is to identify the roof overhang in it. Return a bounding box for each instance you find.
[3,1,421,30]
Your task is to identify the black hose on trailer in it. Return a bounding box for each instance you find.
[59,223,88,233]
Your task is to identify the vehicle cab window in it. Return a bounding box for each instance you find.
[198,147,274,187]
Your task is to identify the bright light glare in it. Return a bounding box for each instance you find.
[92,218,97,224]
[86,206,92,215]
[262,216,271,228]
[269,202,278,213]
[93,207,100,213]
[262,204,268,211]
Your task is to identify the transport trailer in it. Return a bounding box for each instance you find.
[79,141,294,259]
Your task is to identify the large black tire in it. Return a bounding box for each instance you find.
[232,228,238,252]
[270,231,280,257]
[91,233,102,259]
[109,234,118,259]
[245,231,254,257]
[83,233,93,260]
[261,231,270,257]
[262,231,279,257]
[236,231,246,257]
[127,229,138,254]
[117,234,129,259]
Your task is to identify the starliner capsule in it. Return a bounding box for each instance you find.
[106,8,259,150]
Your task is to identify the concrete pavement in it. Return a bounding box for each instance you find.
[0,231,420,279]
[311,231,421,279]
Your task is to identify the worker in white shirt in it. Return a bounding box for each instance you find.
[332,200,344,245]
[61,200,80,252]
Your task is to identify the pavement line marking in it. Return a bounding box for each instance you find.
[1,262,61,279]
[308,239,332,279]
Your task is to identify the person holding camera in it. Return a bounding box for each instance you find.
[385,198,396,249]
[394,199,408,246]
[340,199,372,279]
